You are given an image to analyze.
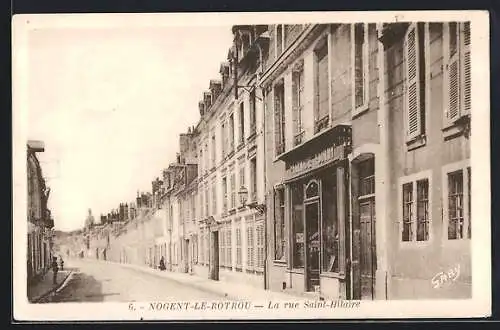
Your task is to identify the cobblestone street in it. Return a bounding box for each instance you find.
[39,259,226,303]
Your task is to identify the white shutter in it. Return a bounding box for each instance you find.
[404,24,422,140]
[447,23,461,122]
[461,22,471,116]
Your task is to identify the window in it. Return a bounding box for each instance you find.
[292,62,305,146]
[274,188,285,261]
[211,181,217,215]
[236,222,242,269]
[211,132,216,168]
[205,187,209,217]
[314,38,329,133]
[404,23,426,142]
[238,103,245,145]
[321,172,339,272]
[230,171,236,209]
[353,23,369,115]
[249,89,256,135]
[274,82,285,155]
[200,229,205,264]
[400,176,430,242]
[256,222,265,271]
[250,157,257,202]
[246,218,255,271]
[446,167,471,240]
[276,24,284,56]
[229,113,235,153]
[221,120,227,158]
[445,22,471,126]
[204,142,209,171]
[220,227,226,268]
[226,225,232,269]
[238,160,246,204]
[291,183,305,268]
[222,176,228,213]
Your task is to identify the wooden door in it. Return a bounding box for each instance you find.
[210,231,219,281]
[359,199,376,299]
[305,202,320,292]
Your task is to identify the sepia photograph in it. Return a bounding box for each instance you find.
[12,11,491,321]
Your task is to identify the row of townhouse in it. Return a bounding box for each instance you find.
[108,21,472,301]
[27,140,55,286]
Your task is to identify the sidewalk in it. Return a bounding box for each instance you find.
[27,269,73,303]
[87,259,309,301]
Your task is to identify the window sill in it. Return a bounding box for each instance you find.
[237,143,245,151]
[406,134,427,151]
[247,131,257,142]
[228,208,236,215]
[320,271,345,280]
[273,259,287,267]
[442,115,470,140]
[286,268,305,275]
[352,104,369,119]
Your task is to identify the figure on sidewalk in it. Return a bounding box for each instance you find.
[159,256,166,271]
[59,256,64,271]
[51,256,59,285]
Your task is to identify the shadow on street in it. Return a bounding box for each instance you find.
[42,271,110,303]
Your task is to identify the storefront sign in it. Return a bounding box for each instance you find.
[285,145,345,180]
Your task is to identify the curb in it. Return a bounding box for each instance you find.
[31,271,74,303]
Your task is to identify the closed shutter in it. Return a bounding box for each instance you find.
[447,23,461,122]
[404,23,422,140]
[317,46,329,121]
[461,22,471,115]
[292,72,299,135]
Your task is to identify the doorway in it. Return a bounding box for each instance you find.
[304,201,320,292]
[210,231,219,281]
[351,157,377,300]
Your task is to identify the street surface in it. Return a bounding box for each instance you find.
[40,259,225,303]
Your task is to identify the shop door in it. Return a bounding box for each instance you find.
[210,231,219,281]
[354,199,376,300]
[304,202,320,292]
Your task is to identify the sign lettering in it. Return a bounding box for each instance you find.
[285,145,344,180]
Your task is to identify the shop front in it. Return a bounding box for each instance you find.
[277,125,352,299]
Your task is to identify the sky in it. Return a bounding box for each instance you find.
[26,23,234,231]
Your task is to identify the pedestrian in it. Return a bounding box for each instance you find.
[51,257,59,285]
[59,256,64,271]
[159,256,166,271]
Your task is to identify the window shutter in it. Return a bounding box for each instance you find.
[447,24,461,122]
[292,73,299,134]
[461,22,471,115]
[404,24,422,140]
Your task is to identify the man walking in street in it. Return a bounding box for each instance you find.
[51,256,59,285]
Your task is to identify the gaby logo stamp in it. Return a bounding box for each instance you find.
[431,264,461,289]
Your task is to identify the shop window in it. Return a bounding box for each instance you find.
[446,167,471,240]
[444,22,471,128]
[291,183,305,268]
[321,173,339,273]
[305,180,320,200]
[274,188,286,261]
[404,23,426,143]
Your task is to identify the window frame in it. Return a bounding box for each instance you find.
[442,160,471,245]
[273,80,286,156]
[274,187,286,262]
[292,60,305,146]
[351,23,370,117]
[403,22,427,147]
[313,35,330,134]
[443,22,471,133]
[398,170,433,248]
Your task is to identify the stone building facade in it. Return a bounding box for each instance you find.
[27,140,54,285]
[263,22,471,300]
